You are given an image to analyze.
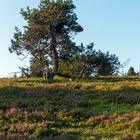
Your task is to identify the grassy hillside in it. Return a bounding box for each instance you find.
[0,76,140,139]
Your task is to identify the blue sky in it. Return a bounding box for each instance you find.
[0,0,140,77]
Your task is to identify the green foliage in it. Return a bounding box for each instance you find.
[30,57,43,77]
[127,66,137,76]
[59,43,121,78]
[96,51,121,76]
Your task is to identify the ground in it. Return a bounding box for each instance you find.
[0,76,140,139]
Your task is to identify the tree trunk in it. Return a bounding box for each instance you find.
[79,68,85,78]
[51,34,59,74]
[42,62,47,80]
[52,46,59,73]
[78,63,86,79]
[47,72,55,81]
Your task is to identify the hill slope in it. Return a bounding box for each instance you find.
[0,77,140,139]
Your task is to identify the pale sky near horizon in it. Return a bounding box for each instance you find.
[0,0,140,77]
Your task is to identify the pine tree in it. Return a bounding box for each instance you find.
[9,0,83,80]
[127,66,136,76]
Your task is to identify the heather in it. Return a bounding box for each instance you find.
[0,77,140,139]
